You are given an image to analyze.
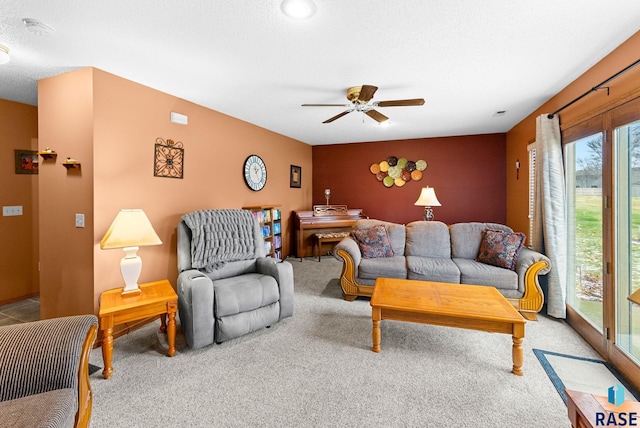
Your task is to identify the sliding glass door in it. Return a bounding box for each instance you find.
[566,132,605,331]
[615,118,640,362]
[563,97,640,384]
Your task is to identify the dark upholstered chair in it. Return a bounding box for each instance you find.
[0,315,98,428]
[177,209,294,349]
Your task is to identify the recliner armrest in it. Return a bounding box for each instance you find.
[177,269,215,349]
[256,258,294,319]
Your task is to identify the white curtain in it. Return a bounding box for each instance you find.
[533,114,567,318]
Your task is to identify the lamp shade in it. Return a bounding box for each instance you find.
[414,187,442,207]
[100,209,162,249]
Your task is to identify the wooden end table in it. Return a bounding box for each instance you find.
[370,278,526,375]
[98,279,178,379]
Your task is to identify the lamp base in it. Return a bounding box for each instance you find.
[120,246,142,295]
[424,206,435,221]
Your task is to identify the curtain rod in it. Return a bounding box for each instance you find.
[547,57,640,119]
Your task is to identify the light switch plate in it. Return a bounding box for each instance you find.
[2,206,23,216]
[75,213,85,228]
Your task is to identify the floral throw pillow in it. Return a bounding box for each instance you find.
[476,229,526,271]
[351,225,394,259]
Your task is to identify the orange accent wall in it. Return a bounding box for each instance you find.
[38,67,312,318]
[0,100,39,304]
[312,134,507,225]
[506,31,640,234]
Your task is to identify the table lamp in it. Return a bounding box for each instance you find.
[414,186,442,221]
[100,209,162,295]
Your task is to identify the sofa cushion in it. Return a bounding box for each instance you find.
[406,256,460,283]
[0,389,76,428]
[476,228,526,271]
[450,222,513,259]
[351,224,394,258]
[358,256,407,280]
[405,221,451,258]
[213,273,280,317]
[353,219,405,256]
[453,258,519,292]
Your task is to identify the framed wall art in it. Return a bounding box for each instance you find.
[14,149,38,174]
[290,165,301,188]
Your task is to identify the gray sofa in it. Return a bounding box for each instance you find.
[334,219,551,319]
[0,315,98,428]
[177,209,294,349]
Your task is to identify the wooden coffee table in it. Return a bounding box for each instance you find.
[370,278,526,375]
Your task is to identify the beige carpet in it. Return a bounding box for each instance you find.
[88,256,603,427]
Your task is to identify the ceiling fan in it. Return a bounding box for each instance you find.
[302,85,425,124]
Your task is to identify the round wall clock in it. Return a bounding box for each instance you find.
[243,155,267,191]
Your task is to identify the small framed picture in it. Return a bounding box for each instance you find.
[290,165,301,188]
[14,150,38,174]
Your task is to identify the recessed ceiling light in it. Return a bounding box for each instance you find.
[281,0,317,19]
[0,45,9,65]
[22,18,55,36]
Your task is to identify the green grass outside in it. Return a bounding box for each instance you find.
[572,194,640,357]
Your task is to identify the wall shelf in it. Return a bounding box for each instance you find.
[37,149,57,160]
[62,158,81,169]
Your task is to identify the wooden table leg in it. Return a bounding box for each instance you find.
[372,307,381,353]
[511,323,524,376]
[159,313,167,333]
[167,305,176,357]
[101,325,114,379]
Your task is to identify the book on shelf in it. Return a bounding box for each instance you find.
[273,209,281,220]
[273,222,281,235]
[251,211,264,224]
[261,225,271,238]
[273,235,281,250]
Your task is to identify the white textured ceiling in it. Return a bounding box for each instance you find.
[1,1,639,145]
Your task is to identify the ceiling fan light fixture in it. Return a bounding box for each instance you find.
[281,0,316,19]
[0,45,10,65]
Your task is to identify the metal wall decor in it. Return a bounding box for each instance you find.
[154,138,184,179]
[370,156,427,187]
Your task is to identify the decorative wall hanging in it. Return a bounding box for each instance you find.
[14,149,38,174]
[290,165,301,188]
[370,156,426,187]
[154,138,184,179]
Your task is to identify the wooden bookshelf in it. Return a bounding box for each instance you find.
[242,204,282,259]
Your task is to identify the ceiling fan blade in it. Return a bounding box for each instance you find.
[365,109,389,123]
[323,110,352,123]
[302,103,351,107]
[377,98,425,107]
[357,85,378,103]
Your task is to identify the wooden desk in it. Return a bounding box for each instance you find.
[98,279,178,379]
[371,278,526,375]
[566,389,640,428]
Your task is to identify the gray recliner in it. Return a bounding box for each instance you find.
[177,209,294,349]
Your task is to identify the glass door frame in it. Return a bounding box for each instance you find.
[562,97,640,388]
